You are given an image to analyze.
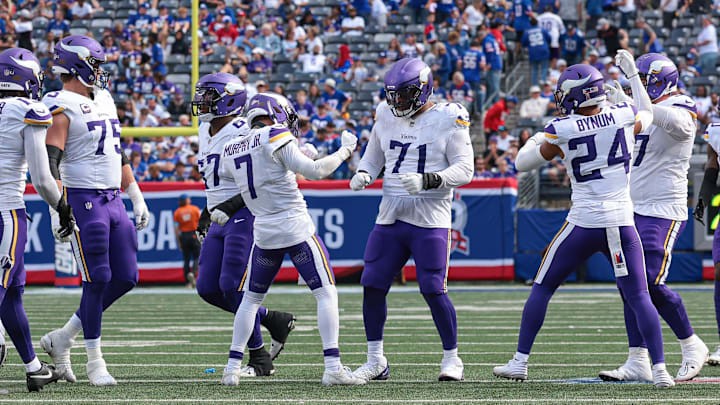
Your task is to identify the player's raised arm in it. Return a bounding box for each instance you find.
[274,129,357,180]
[615,50,653,135]
[351,125,384,191]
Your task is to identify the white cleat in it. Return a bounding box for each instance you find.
[353,356,389,381]
[439,357,464,381]
[708,345,720,366]
[652,363,675,388]
[221,368,242,386]
[86,359,117,386]
[40,329,77,383]
[676,335,709,381]
[493,357,528,381]
[322,366,367,386]
[598,348,652,382]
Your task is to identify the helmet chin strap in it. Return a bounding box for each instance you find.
[199,113,217,123]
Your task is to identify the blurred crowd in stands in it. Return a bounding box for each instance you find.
[2,0,720,182]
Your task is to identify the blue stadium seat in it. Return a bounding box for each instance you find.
[91,19,113,29]
[270,73,292,83]
[286,82,308,93]
[70,28,89,35]
[172,64,192,74]
[276,63,295,74]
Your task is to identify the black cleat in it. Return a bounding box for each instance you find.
[261,310,296,360]
[26,362,61,392]
[247,347,275,376]
[0,343,6,368]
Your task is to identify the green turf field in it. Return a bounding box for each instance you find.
[2,284,720,404]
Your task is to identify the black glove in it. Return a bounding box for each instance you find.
[55,199,76,238]
[196,207,211,243]
[422,172,443,190]
[694,198,706,226]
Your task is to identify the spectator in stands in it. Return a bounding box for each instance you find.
[483,136,503,167]
[71,0,93,20]
[479,27,502,103]
[512,0,534,44]
[661,0,680,30]
[298,119,314,140]
[348,60,370,85]
[117,104,133,126]
[305,26,322,53]
[585,0,602,33]
[484,95,517,138]
[559,24,585,66]
[198,4,213,29]
[588,49,602,71]
[255,23,281,56]
[311,103,333,129]
[113,73,134,96]
[522,18,551,86]
[11,11,32,51]
[401,33,425,59]
[696,16,718,76]
[156,4,174,30]
[450,72,474,111]
[462,36,486,113]
[496,126,513,151]
[135,65,157,94]
[322,79,351,115]
[356,111,373,134]
[127,3,155,30]
[248,48,272,73]
[149,34,166,76]
[371,0,389,29]
[298,44,326,73]
[544,156,568,186]
[596,18,627,57]
[494,158,516,179]
[605,66,623,84]
[635,16,662,55]
[424,12,438,44]
[36,31,56,62]
[278,0,299,20]
[463,0,486,32]
[294,90,315,120]
[147,95,167,119]
[308,83,322,106]
[474,157,492,179]
[537,6,565,64]
[147,165,164,182]
[234,24,256,54]
[430,77,448,102]
[282,29,299,59]
[387,37,404,61]
[490,19,508,53]
[43,61,62,92]
[613,0,636,29]
[134,107,159,127]
[520,85,551,119]
[342,6,365,36]
[166,161,188,182]
[705,91,720,124]
[408,0,429,24]
[309,127,332,156]
[445,31,463,71]
[428,42,451,84]
[130,151,147,181]
[333,44,353,76]
[102,35,120,65]
[215,16,239,46]
[174,6,191,33]
[47,9,69,36]
[679,57,700,84]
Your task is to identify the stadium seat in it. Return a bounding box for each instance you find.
[325,43,341,54]
[94,10,113,19]
[91,19,113,29]
[171,64,192,74]
[293,72,319,83]
[374,33,395,44]
[368,43,386,53]
[32,18,49,29]
[166,54,185,65]
[286,82,309,93]
[70,28,89,35]
[349,43,367,53]
[337,82,354,92]
[208,53,226,64]
[270,73,292,83]
[33,28,45,39]
[349,101,372,111]
[276,63,295,74]
[117,2,135,9]
[311,7,332,17]
[273,53,291,64]
[360,82,384,92]
[406,24,424,35]
[71,20,87,28]
[115,9,131,19]
[99,0,116,9]
[247,73,267,83]
[356,91,374,102]
[167,74,191,86]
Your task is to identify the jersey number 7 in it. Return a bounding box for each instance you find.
[234,155,257,199]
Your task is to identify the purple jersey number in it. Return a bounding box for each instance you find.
[569,129,628,183]
[633,134,650,167]
[234,154,257,199]
[90,119,122,156]
[390,140,427,174]
[200,153,220,188]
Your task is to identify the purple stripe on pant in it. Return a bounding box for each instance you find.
[518,223,665,365]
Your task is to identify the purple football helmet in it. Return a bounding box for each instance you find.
[191,73,247,123]
[636,53,678,101]
[52,35,108,89]
[384,58,433,118]
[0,48,44,100]
[246,92,300,136]
[555,64,606,115]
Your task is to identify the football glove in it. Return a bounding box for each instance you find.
[196,207,211,244]
[126,182,149,230]
[694,198,706,225]
[399,172,443,195]
[615,50,639,79]
[49,200,77,243]
[350,171,372,191]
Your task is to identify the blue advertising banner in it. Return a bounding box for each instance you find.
[24,179,517,284]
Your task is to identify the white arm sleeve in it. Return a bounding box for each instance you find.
[651,104,696,141]
[275,140,350,180]
[628,74,653,131]
[24,125,62,208]
[356,125,385,179]
[437,128,474,188]
[515,132,550,172]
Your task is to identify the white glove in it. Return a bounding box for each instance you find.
[615,50,638,79]
[603,80,632,104]
[341,130,358,154]
[350,171,372,191]
[49,207,74,243]
[125,182,149,231]
[399,173,424,195]
[210,209,230,226]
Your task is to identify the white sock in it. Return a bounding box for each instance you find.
[0,320,5,345]
[25,357,41,373]
[226,358,243,372]
[368,340,384,363]
[324,355,342,372]
[228,291,265,368]
[313,285,340,352]
[652,362,667,372]
[679,334,697,346]
[514,352,529,362]
[61,314,82,338]
[443,348,459,360]
[629,346,649,359]
[85,337,103,362]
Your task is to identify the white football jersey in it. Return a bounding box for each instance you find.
[0,97,52,210]
[357,101,474,228]
[544,102,637,228]
[42,89,121,189]
[704,122,720,165]
[221,124,313,249]
[631,94,696,221]
[198,117,250,210]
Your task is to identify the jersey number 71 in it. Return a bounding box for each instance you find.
[390,140,427,173]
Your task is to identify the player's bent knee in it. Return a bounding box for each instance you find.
[648,284,681,306]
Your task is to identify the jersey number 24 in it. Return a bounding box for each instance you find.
[569,130,630,183]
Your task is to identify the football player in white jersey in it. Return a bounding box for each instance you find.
[0,48,77,392]
[493,53,674,387]
[191,73,295,377]
[348,58,474,382]
[599,53,709,382]
[218,92,364,386]
[698,117,720,366]
[38,35,150,386]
